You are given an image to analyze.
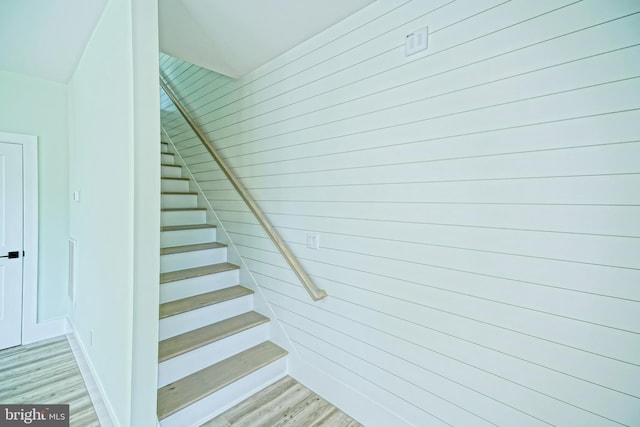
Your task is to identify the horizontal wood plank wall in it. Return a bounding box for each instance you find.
[160,0,640,425]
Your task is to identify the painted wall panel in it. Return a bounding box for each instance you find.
[68,0,160,425]
[0,71,69,322]
[160,1,640,425]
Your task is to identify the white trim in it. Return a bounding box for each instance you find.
[66,319,117,427]
[0,131,49,344]
[68,238,77,307]
[289,356,411,427]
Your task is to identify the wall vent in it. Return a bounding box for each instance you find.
[68,238,77,305]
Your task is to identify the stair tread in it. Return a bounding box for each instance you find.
[160,262,239,284]
[162,163,181,167]
[160,285,252,319]
[160,242,226,255]
[161,177,189,181]
[157,341,287,420]
[161,207,206,211]
[161,224,216,232]
[158,311,269,362]
[161,191,198,195]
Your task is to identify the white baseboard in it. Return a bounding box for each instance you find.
[289,355,412,427]
[66,319,117,427]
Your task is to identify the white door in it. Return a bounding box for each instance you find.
[0,142,23,350]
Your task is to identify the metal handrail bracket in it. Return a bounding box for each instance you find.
[160,77,327,301]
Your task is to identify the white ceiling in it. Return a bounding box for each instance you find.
[159,0,376,78]
[0,0,108,83]
[0,0,375,83]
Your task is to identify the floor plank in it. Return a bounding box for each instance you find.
[202,376,362,427]
[0,336,101,427]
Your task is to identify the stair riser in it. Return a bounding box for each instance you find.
[162,165,182,178]
[161,179,189,193]
[161,194,197,209]
[161,210,206,227]
[162,153,175,164]
[160,248,228,273]
[157,323,269,388]
[159,295,253,340]
[160,269,239,303]
[161,228,217,247]
[157,141,289,426]
[159,361,287,427]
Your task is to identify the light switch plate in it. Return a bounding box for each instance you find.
[306,233,320,249]
[405,26,428,56]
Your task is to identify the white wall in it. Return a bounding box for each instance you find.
[160,1,640,425]
[68,0,159,425]
[129,0,161,425]
[0,70,69,323]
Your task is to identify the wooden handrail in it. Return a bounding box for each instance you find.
[160,77,327,301]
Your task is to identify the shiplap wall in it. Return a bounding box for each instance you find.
[160,0,640,425]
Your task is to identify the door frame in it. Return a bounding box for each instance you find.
[0,131,39,344]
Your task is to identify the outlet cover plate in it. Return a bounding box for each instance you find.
[405,26,428,56]
[306,233,320,249]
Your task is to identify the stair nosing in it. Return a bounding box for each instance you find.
[159,284,252,318]
[161,163,181,168]
[158,311,269,362]
[157,341,287,420]
[161,224,216,232]
[161,207,206,212]
[161,192,198,195]
[160,262,239,284]
[160,242,226,255]
[161,177,189,181]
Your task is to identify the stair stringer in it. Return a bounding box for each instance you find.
[160,128,299,363]
[159,129,407,427]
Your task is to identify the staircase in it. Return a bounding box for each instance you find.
[157,141,288,427]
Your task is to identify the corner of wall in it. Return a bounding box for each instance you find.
[65,319,118,427]
[287,354,412,427]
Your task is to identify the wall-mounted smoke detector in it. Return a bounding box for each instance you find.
[405,27,428,56]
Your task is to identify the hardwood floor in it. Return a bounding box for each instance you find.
[0,337,360,427]
[202,376,363,427]
[0,336,100,427]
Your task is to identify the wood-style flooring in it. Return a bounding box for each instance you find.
[0,336,100,427]
[202,376,363,427]
[0,337,361,426]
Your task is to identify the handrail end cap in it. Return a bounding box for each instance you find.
[312,289,328,301]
